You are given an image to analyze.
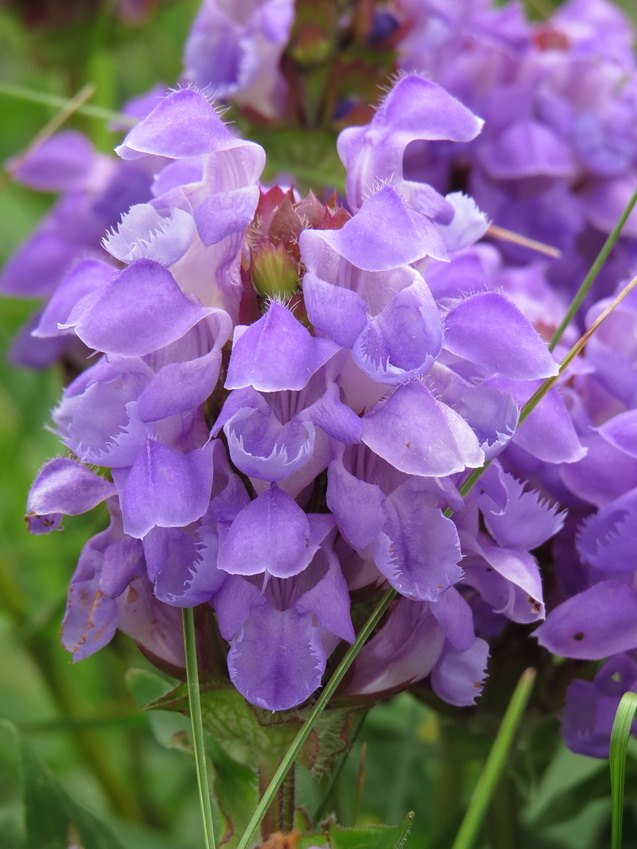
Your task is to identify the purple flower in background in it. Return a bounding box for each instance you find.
[183,0,295,118]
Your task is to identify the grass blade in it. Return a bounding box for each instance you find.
[549,184,637,350]
[450,668,536,849]
[183,607,217,849]
[610,691,637,849]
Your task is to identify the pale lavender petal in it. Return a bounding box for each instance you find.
[362,382,484,477]
[597,410,637,459]
[295,544,355,643]
[576,490,637,574]
[225,303,339,392]
[148,525,225,606]
[119,440,214,538]
[33,259,115,339]
[326,458,386,551]
[218,485,334,578]
[301,383,364,444]
[353,279,443,384]
[374,480,463,601]
[535,581,637,660]
[228,605,324,710]
[99,536,145,597]
[194,186,259,246]
[103,204,195,266]
[431,638,489,707]
[137,347,224,422]
[479,120,574,179]
[302,272,368,348]
[26,458,115,534]
[300,186,448,272]
[115,88,236,160]
[64,259,215,356]
[431,586,475,652]
[9,130,97,192]
[480,474,566,551]
[444,293,559,380]
[436,192,490,253]
[346,600,445,697]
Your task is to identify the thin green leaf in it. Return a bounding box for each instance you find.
[0,719,126,849]
[183,607,217,849]
[450,668,536,849]
[610,691,637,849]
[549,183,637,350]
[235,588,395,849]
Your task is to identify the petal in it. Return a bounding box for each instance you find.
[118,440,214,538]
[295,543,355,643]
[479,473,566,551]
[26,459,115,534]
[302,272,368,348]
[596,410,637,459]
[33,259,115,338]
[225,303,339,392]
[64,259,215,356]
[352,278,443,384]
[431,638,489,707]
[346,599,445,697]
[228,605,324,710]
[326,458,386,551]
[535,580,637,659]
[218,485,333,578]
[300,185,448,272]
[444,293,559,380]
[374,480,463,601]
[115,88,236,160]
[362,382,484,477]
[576,490,637,575]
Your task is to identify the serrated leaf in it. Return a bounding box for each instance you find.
[329,812,414,849]
[147,682,357,772]
[205,737,258,849]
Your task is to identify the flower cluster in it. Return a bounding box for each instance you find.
[24,80,572,714]
[5,0,637,759]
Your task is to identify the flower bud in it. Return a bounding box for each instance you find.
[250,243,299,300]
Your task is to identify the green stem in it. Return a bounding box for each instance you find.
[0,81,135,126]
[450,669,536,849]
[549,184,637,351]
[182,607,217,849]
[236,588,395,849]
[486,775,520,849]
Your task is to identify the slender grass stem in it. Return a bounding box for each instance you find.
[610,691,637,849]
[236,588,395,849]
[183,608,217,849]
[0,81,136,126]
[449,669,536,849]
[1,83,96,192]
[549,184,637,350]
